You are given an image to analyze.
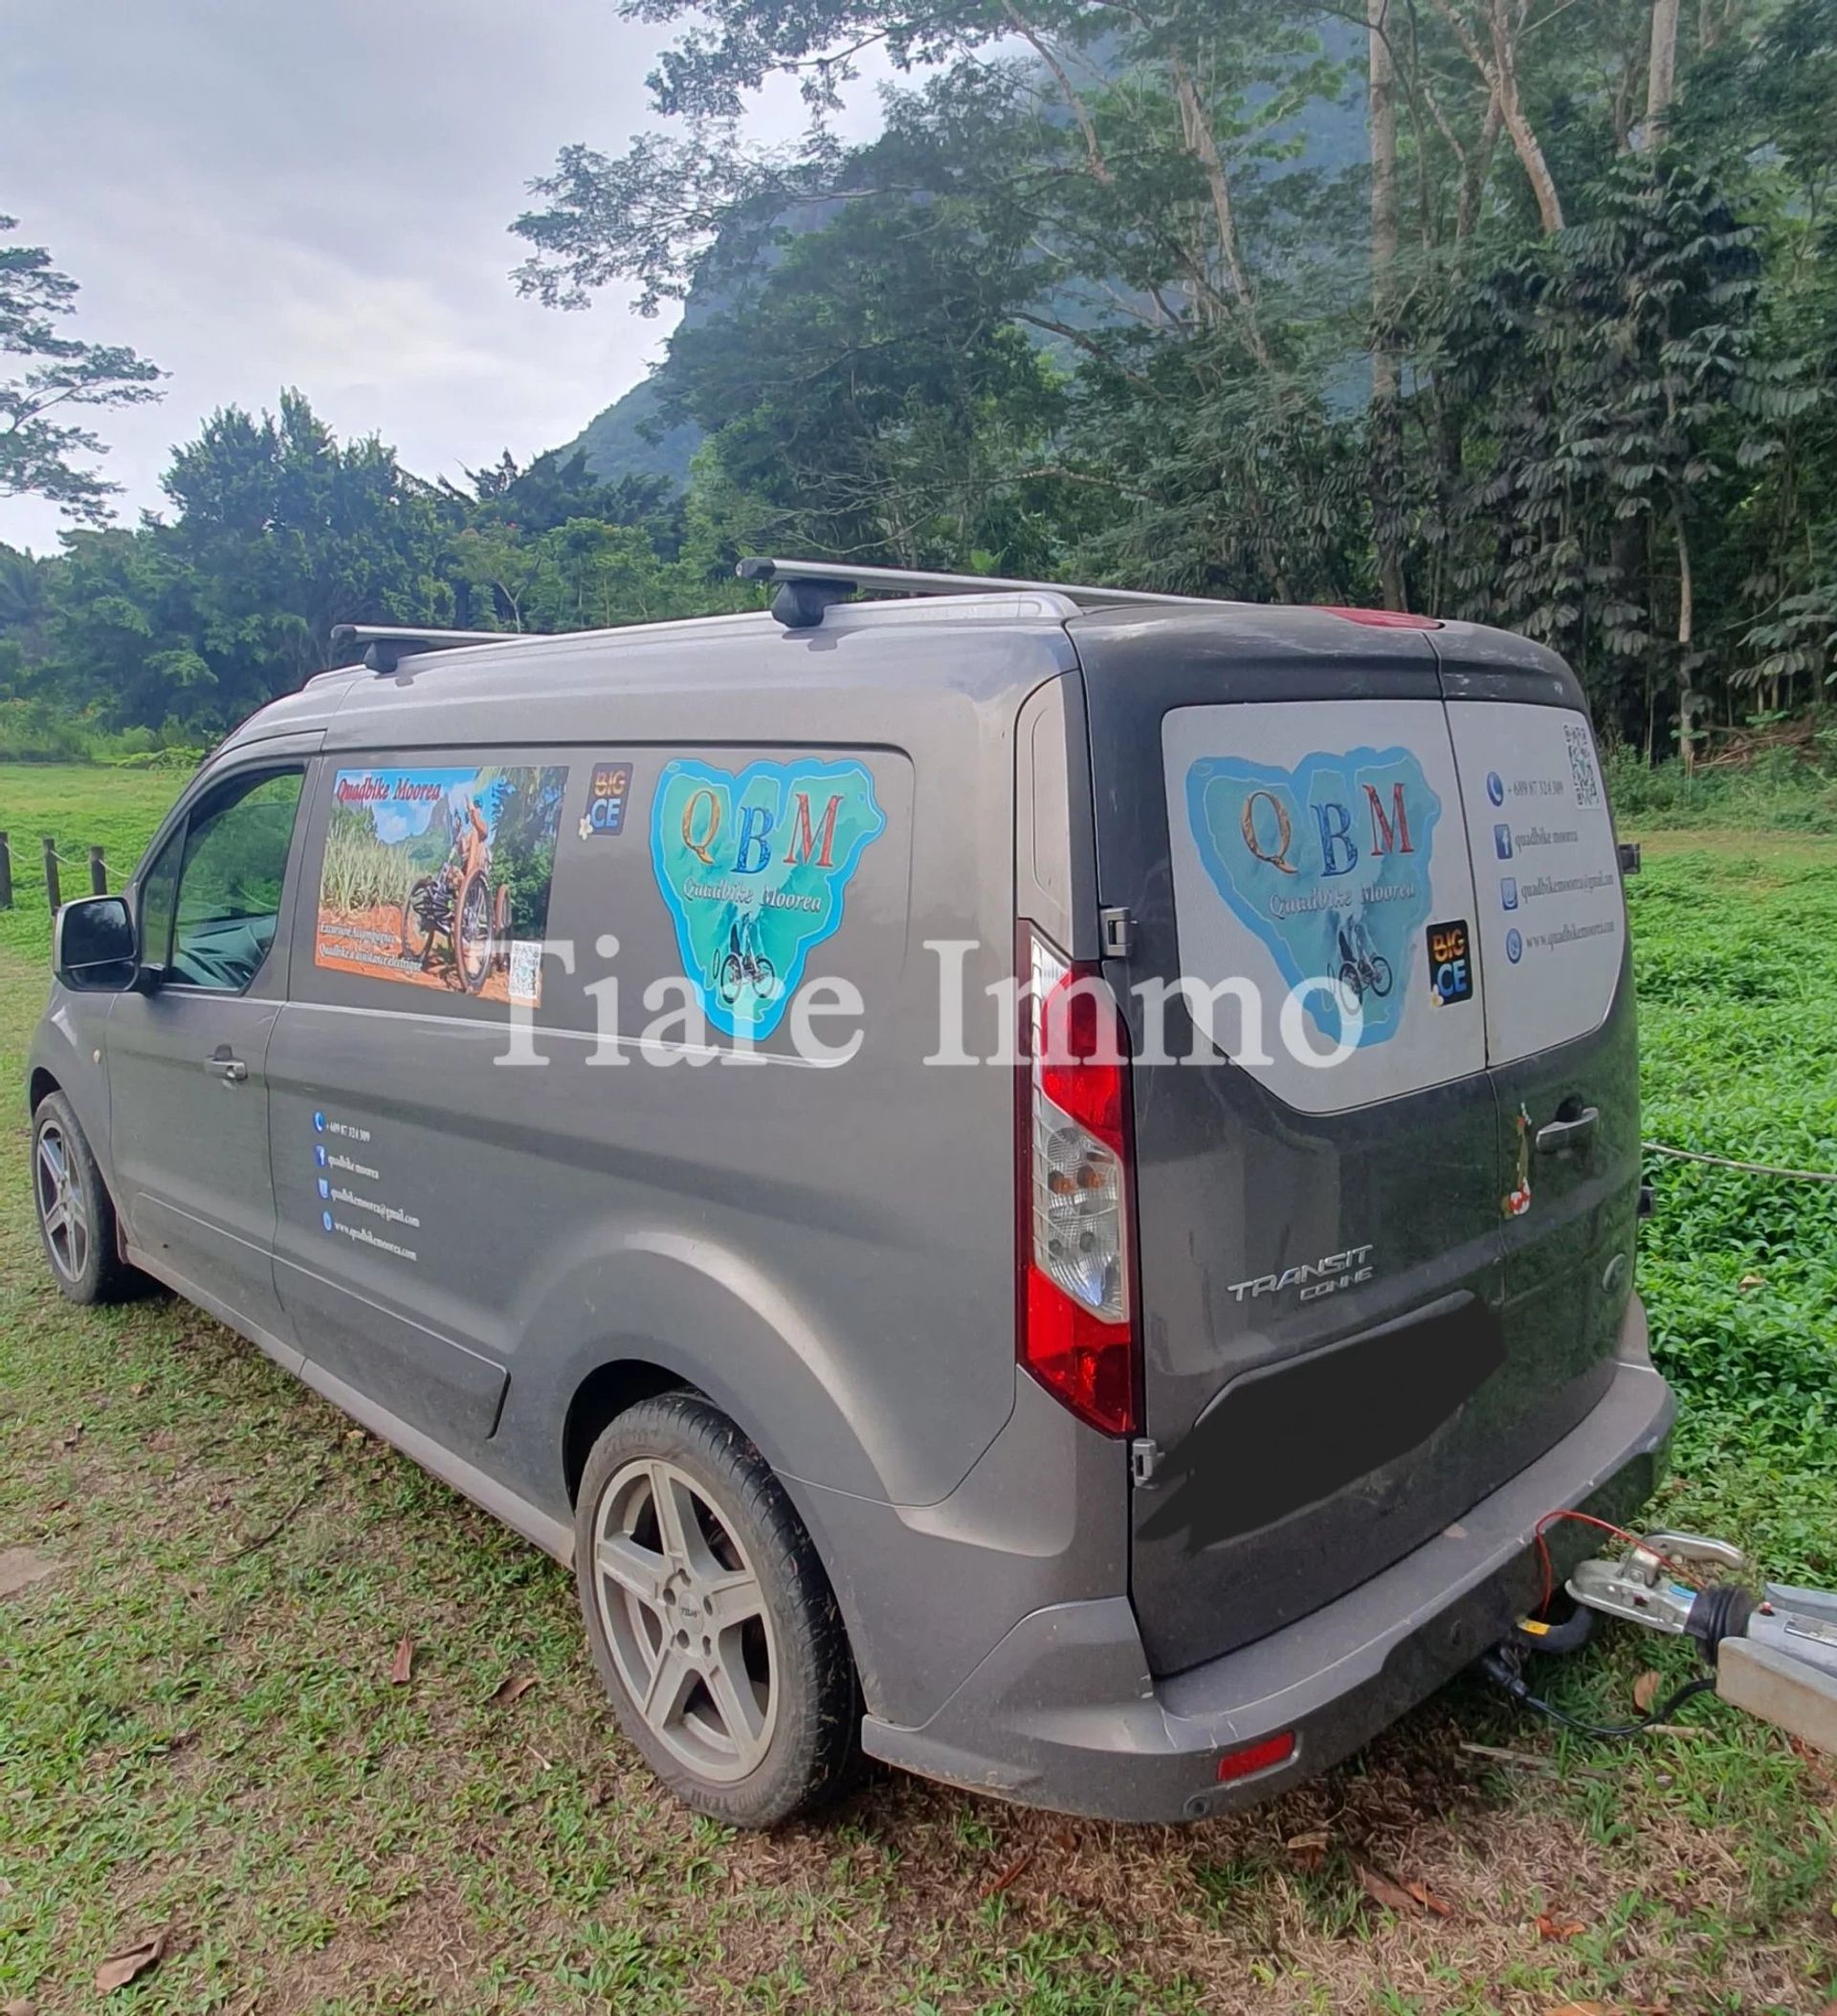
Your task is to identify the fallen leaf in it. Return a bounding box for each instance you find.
[57,1422,84,1450]
[1405,1877,1454,1916]
[1738,1272,1765,1290]
[489,1671,538,1707]
[4,1997,38,2015]
[95,1932,166,1994]
[0,1876,11,1895]
[1633,1670,1664,1713]
[388,1635,413,1686]
[1537,1912,1587,1941]
[1355,1860,1421,1915]
[129,1382,148,1398]
[982,1849,1033,1898]
[1285,1828,1331,1853]
[1543,2005,1617,2015]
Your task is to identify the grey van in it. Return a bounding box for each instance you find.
[29,559,1671,1827]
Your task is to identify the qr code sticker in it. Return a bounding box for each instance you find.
[1563,720,1601,809]
[508,940,543,1008]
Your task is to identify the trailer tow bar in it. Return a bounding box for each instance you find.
[1481,1531,1837,1754]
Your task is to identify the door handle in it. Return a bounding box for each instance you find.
[1536,1105,1598,1155]
[206,1054,249,1084]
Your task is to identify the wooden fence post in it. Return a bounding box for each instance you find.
[88,845,106,896]
[0,832,11,911]
[42,836,60,915]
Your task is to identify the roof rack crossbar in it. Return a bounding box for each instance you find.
[329,623,538,676]
[736,556,1219,630]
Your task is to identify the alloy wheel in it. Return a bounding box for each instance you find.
[35,1121,89,1284]
[591,1457,779,1783]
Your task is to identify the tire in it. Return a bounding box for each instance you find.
[1337,961,1364,1010]
[574,1393,859,1828]
[32,1092,137,1305]
[400,879,434,963]
[752,954,777,1000]
[1368,954,1394,999]
[455,870,493,994]
[719,953,743,1006]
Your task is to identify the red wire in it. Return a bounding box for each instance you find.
[1529,1510,1697,1619]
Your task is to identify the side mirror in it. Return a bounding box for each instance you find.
[53,895,138,991]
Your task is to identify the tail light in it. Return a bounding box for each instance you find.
[1017,926,1140,1436]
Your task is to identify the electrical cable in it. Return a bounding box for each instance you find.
[1478,1648,1719,1740]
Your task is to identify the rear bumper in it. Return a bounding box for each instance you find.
[861,1296,1672,1822]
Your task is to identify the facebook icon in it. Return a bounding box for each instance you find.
[1494,823,1514,861]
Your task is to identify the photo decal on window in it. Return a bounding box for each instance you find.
[316,764,569,1007]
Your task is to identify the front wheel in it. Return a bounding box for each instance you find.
[719,954,743,1006]
[33,1093,138,1305]
[574,1393,859,1827]
[400,878,435,963]
[1367,954,1394,1000]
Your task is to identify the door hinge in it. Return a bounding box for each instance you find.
[1100,906,1135,960]
[1130,1437,1162,1488]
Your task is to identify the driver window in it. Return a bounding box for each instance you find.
[166,770,304,991]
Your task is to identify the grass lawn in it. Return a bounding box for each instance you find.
[1,764,1834,2014]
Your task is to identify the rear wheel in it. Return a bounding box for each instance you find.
[574,1393,859,1827]
[33,1093,136,1305]
[455,870,493,993]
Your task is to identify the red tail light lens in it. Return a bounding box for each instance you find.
[1017,928,1139,1437]
[1216,1730,1296,1783]
[1312,606,1444,630]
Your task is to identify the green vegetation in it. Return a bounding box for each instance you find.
[9,4,1837,766]
[0,763,1832,2011]
[0,763,180,964]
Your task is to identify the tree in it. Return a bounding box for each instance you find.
[0,216,163,523]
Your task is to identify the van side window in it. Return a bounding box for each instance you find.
[166,771,304,991]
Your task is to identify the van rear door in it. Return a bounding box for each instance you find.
[1438,644,1639,1510]
[1069,609,1629,1676]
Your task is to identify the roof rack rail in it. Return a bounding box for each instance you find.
[736,556,1219,631]
[329,623,537,676]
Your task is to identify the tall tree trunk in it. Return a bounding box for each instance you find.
[1428,0,1565,233]
[1169,56,1272,367]
[1671,499,1698,772]
[1369,0,1407,609]
[1642,0,1681,148]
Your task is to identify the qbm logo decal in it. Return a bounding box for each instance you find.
[651,757,886,1040]
[1184,746,1441,1049]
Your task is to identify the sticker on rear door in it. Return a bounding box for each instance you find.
[1184,745,1441,1048]
[1162,701,1486,1114]
[1445,704,1626,1065]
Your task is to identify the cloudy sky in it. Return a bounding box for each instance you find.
[0,0,885,554]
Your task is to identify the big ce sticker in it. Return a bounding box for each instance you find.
[1426,919,1474,1007]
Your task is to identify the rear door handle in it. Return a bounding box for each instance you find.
[206,1054,249,1084]
[1536,1105,1598,1155]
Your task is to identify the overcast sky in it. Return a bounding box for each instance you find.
[0,0,886,554]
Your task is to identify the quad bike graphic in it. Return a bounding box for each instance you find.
[1334,920,1393,1010]
[400,861,500,994]
[717,919,778,1008]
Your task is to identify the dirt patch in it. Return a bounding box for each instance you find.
[314,901,519,1006]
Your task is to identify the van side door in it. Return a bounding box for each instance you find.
[105,757,308,1358]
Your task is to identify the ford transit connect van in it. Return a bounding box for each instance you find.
[30,559,1671,1827]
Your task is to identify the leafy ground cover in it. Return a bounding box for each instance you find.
[0,769,1832,2013]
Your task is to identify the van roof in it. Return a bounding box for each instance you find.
[221,575,1577,760]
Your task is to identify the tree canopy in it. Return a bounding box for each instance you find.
[4,1,1836,763]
